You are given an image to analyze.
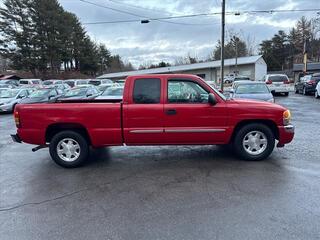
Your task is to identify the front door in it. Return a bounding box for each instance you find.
[123,77,165,145]
[163,78,228,144]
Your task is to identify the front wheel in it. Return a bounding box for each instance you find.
[49,131,89,168]
[233,123,275,161]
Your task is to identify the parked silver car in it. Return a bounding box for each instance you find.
[230,81,274,103]
[0,88,31,113]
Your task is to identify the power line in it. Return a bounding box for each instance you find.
[78,0,320,25]
[79,0,214,26]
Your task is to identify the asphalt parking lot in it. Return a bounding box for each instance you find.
[0,94,319,240]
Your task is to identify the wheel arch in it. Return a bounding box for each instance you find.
[230,119,279,143]
[45,123,91,145]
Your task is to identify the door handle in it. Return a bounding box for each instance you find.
[166,109,177,115]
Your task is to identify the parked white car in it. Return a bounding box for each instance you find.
[315,81,320,99]
[261,74,290,96]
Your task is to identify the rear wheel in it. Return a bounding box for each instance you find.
[49,131,89,168]
[233,123,275,161]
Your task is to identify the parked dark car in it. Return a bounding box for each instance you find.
[19,87,63,104]
[295,74,320,95]
[58,86,100,100]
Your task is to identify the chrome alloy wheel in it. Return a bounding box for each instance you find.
[242,131,268,156]
[56,138,81,162]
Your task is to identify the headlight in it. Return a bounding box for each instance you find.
[267,98,274,103]
[283,110,291,125]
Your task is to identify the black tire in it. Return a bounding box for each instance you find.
[49,130,89,168]
[284,92,289,96]
[295,87,299,94]
[233,123,275,161]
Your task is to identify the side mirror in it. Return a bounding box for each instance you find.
[87,93,93,97]
[48,95,55,99]
[17,95,25,99]
[208,93,217,105]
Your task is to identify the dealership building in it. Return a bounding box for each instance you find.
[98,55,267,82]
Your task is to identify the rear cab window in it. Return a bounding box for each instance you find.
[133,78,161,104]
[268,75,288,82]
[19,80,29,85]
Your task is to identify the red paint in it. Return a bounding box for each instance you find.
[14,74,294,148]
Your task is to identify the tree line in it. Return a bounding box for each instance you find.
[259,16,320,71]
[0,0,133,78]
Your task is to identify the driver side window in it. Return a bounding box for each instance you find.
[168,80,209,103]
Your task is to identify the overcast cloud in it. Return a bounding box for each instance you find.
[59,0,319,67]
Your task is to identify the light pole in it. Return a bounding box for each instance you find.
[220,0,225,91]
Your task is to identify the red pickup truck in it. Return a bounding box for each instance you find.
[12,74,294,168]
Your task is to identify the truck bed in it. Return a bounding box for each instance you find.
[16,101,123,147]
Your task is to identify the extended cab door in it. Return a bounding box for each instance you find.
[123,77,165,145]
[163,77,228,144]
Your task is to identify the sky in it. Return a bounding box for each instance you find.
[58,0,320,67]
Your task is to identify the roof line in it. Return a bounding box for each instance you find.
[98,55,263,79]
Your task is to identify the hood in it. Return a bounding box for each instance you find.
[95,95,122,100]
[233,93,273,101]
[0,97,15,104]
[228,98,286,112]
[19,97,49,104]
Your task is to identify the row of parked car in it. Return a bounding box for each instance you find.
[0,78,125,113]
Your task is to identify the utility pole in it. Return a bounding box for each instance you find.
[234,37,239,75]
[220,0,225,91]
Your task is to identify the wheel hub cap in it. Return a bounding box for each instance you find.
[57,138,81,162]
[242,131,268,155]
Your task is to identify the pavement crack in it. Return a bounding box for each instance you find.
[0,188,89,212]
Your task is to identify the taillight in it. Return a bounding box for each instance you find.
[283,80,290,84]
[266,80,272,84]
[14,111,21,128]
[307,80,316,85]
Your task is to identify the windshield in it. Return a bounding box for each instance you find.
[235,77,250,81]
[64,88,87,97]
[268,75,288,82]
[0,89,19,98]
[43,81,53,85]
[19,80,29,85]
[235,84,270,94]
[89,80,102,86]
[102,88,124,96]
[29,89,51,98]
[76,80,88,85]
